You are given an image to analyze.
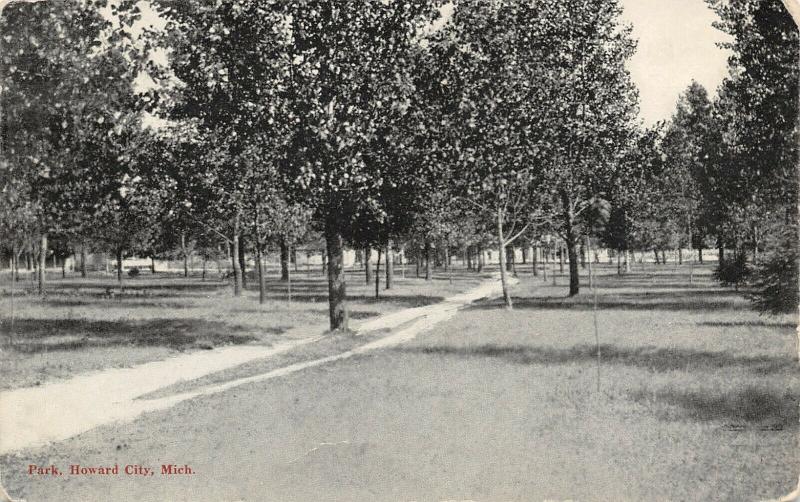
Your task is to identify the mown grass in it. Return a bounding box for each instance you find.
[387,262,799,499]
[0,265,485,390]
[0,262,796,500]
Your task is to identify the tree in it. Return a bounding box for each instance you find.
[661,83,716,264]
[535,0,639,296]
[281,0,442,330]
[249,175,312,305]
[1,0,148,295]
[0,158,36,283]
[83,125,164,286]
[414,0,556,308]
[154,0,294,297]
[706,0,798,313]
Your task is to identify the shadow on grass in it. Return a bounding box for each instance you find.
[469,290,745,312]
[397,343,798,375]
[40,281,229,292]
[3,318,266,354]
[0,281,230,298]
[589,281,717,290]
[39,298,194,309]
[0,289,226,300]
[696,320,797,329]
[630,386,799,428]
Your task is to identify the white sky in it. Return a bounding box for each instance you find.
[620,0,732,124]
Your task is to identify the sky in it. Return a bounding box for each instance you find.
[619,0,732,124]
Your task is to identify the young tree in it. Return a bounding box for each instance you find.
[540,0,638,296]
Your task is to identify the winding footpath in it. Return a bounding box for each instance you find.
[0,272,512,455]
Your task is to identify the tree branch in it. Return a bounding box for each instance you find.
[506,223,531,246]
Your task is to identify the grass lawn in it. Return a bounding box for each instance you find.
[0,262,797,501]
[385,263,799,499]
[0,265,486,391]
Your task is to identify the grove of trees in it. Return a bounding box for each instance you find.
[1,0,796,330]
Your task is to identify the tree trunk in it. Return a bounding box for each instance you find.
[496,212,513,308]
[256,245,265,304]
[238,236,247,288]
[718,244,724,263]
[385,239,393,290]
[292,248,298,273]
[566,236,580,296]
[287,244,292,304]
[505,245,514,272]
[151,256,156,274]
[521,246,528,264]
[280,239,289,281]
[181,232,189,278]
[617,250,622,275]
[625,250,631,273]
[415,248,420,278]
[678,248,683,265]
[580,244,586,269]
[448,246,454,284]
[543,246,549,282]
[661,250,667,264]
[425,241,433,281]
[38,233,47,296]
[202,257,206,281]
[116,247,123,285]
[325,225,348,331]
[80,244,87,278]
[532,246,539,276]
[586,237,594,289]
[232,230,242,297]
[375,246,382,298]
[698,247,704,264]
[467,246,473,270]
[477,244,484,273]
[365,246,373,284]
[62,258,66,279]
[11,247,17,282]
[654,249,660,264]
[559,191,580,295]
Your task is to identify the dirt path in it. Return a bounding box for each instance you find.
[0,273,509,455]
